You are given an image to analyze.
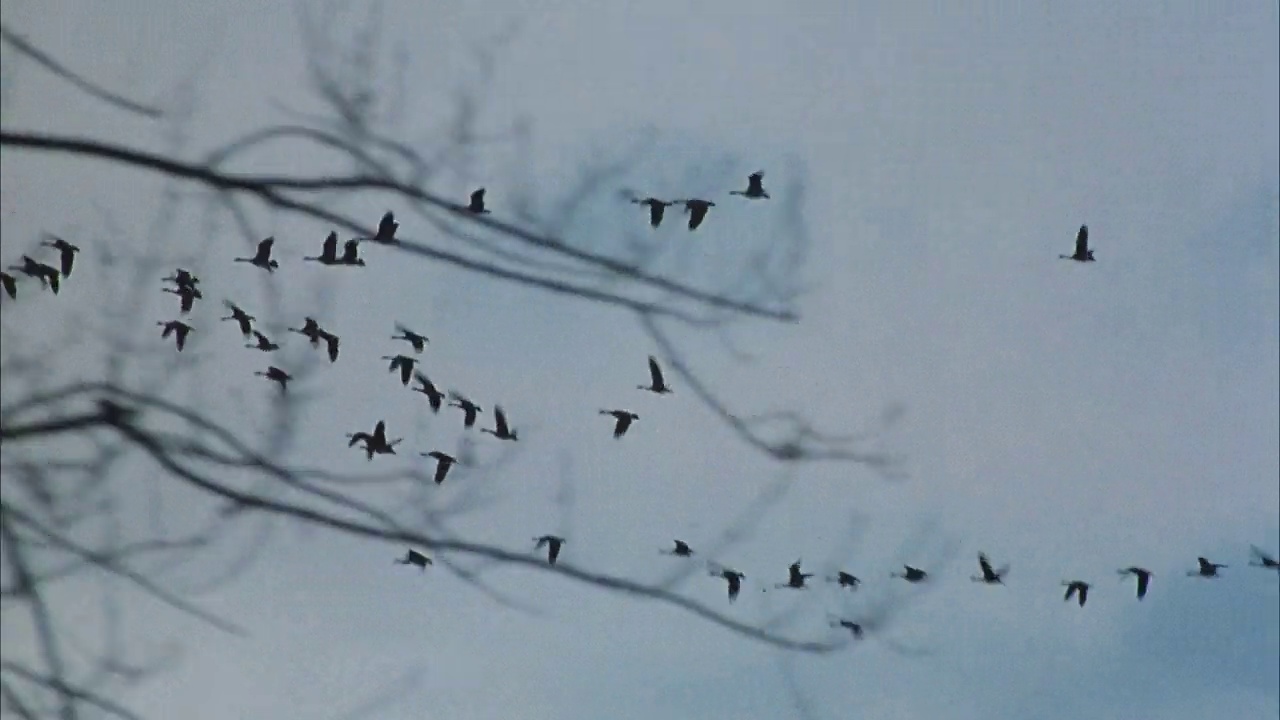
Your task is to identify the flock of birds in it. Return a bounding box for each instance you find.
[3,171,1276,641]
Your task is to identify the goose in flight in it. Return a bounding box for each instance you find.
[467,188,490,215]
[234,237,279,272]
[1117,567,1154,600]
[254,366,292,393]
[1062,580,1090,607]
[534,535,566,565]
[340,238,366,266]
[829,618,864,639]
[708,565,746,603]
[220,301,255,337]
[382,354,418,386]
[828,571,861,589]
[303,232,341,265]
[631,197,677,227]
[1059,224,1096,263]
[675,199,716,230]
[163,268,200,290]
[371,212,399,244]
[420,451,456,485]
[662,540,695,557]
[775,559,813,589]
[1188,556,1227,578]
[970,553,1009,585]
[347,420,402,460]
[246,331,279,352]
[392,324,429,353]
[729,171,769,199]
[638,355,673,394]
[600,409,639,438]
[395,548,432,571]
[449,392,483,428]
[40,235,81,278]
[411,372,445,412]
[8,256,59,294]
[157,320,194,351]
[162,284,202,314]
[481,405,518,441]
[891,565,928,583]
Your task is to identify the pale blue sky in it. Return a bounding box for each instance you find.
[1,2,1276,719]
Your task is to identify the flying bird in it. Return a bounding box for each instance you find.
[303,232,341,265]
[220,301,255,337]
[1249,545,1280,571]
[234,237,279,272]
[467,188,490,214]
[630,197,677,227]
[638,355,673,394]
[394,548,432,571]
[254,366,292,392]
[157,320,194,351]
[675,199,716,230]
[828,571,861,589]
[709,565,746,603]
[246,331,279,352]
[392,324,429,353]
[481,405,518,441]
[420,451,457,485]
[970,553,1009,585]
[8,256,59,294]
[347,420,402,460]
[289,317,325,346]
[775,560,813,589]
[1059,224,1096,263]
[829,618,864,639]
[449,392,483,428]
[371,212,399,244]
[1062,580,1090,607]
[411,372,445,412]
[340,238,366,266]
[40,235,80,277]
[382,354,418,386]
[1188,556,1227,578]
[662,540,695,557]
[162,284,202,314]
[600,409,639,438]
[891,565,928,583]
[316,329,340,362]
[162,268,200,290]
[1117,567,1154,600]
[729,171,769,199]
[1,272,17,300]
[534,535,566,565]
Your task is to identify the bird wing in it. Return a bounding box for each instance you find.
[257,237,274,257]
[494,407,509,434]
[323,232,337,257]
[1197,557,1212,571]
[648,356,665,387]
[978,554,994,576]
[373,421,387,444]
[1251,545,1277,564]
[1075,225,1088,255]
[470,189,485,206]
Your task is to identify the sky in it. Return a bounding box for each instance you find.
[1,2,1277,719]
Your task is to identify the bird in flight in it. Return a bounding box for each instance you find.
[0,272,16,300]
[775,559,813,590]
[420,451,456,485]
[828,571,861,589]
[1059,224,1096,263]
[637,355,673,394]
[600,409,639,438]
[1117,567,1154,600]
[708,564,746,603]
[467,188,490,215]
[891,565,928,583]
[534,535,566,565]
[303,232,342,265]
[481,406,519,441]
[254,366,292,393]
[382,354,418,386]
[234,237,279,273]
[630,196,677,228]
[829,618,864,639]
[449,392,483,429]
[729,171,769,199]
[371,212,399,244]
[411,371,445,412]
[162,284,202,314]
[220,301,255,337]
[347,420,402,461]
[40,235,80,278]
[970,553,1009,585]
[340,238,366,266]
[1062,580,1091,607]
[392,324,429,353]
[246,331,279,352]
[662,540,695,557]
[157,320,194,351]
[394,548,432,571]
[1249,545,1280,571]
[1188,556,1227,578]
[8,256,59,294]
[675,199,716,230]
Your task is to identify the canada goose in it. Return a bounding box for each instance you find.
[381,354,417,386]
[411,371,445,412]
[392,324,429,353]
[675,199,716,230]
[340,239,366,266]
[395,548,432,571]
[1062,580,1090,607]
[1059,225,1095,263]
[162,284,202,314]
[891,565,928,583]
[481,405,518,441]
[662,540,695,557]
[467,188,490,214]
[730,171,769,199]
[829,618,864,639]
[220,301,255,337]
[534,535,566,565]
[303,232,341,265]
[40,235,80,277]
[638,355,673,394]
[162,268,200,290]
[1,271,17,300]
[600,409,639,438]
[1117,567,1154,600]
[775,559,813,589]
[828,571,861,589]
[448,392,483,428]
[347,420,402,460]
[8,256,59,294]
[254,366,291,392]
[1188,557,1226,578]
[1249,545,1280,571]
[246,331,279,352]
[289,317,324,346]
[157,320,194,351]
[971,553,1009,585]
[371,212,399,244]
[709,566,746,602]
[631,197,677,227]
[420,451,456,485]
[234,237,279,272]
[317,330,340,362]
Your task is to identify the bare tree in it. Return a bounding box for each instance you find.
[0,10,905,718]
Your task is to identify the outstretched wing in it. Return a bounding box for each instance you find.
[648,356,665,387]
[1075,225,1088,256]
[494,407,509,435]
[323,232,337,258]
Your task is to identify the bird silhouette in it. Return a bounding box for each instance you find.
[1249,545,1280,571]
[392,324,429,353]
[220,301,255,337]
[1,272,17,300]
[288,317,325,346]
[829,618,864,639]
[420,451,456,485]
[371,212,399,244]
[1062,580,1090,607]
[347,420,402,460]
[1117,567,1154,600]
[775,560,813,589]
[449,392,483,428]
[303,232,341,265]
[254,366,291,392]
[631,197,677,227]
[600,409,638,438]
[708,565,746,603]
[162,268,200,290]
[40,235,80,277]
[638,355,673,394]
[316,330,340,362]
[411,371,445,412]
[467,188,490,214]
[234,237,279,272]
[340,238,366,266]
[382,355,417,386]
[828,571,861,589]
[730,171,769,199]
[8,256,59,294]
[157,320,194,351]
[162,284,202,314]
[675,199,716,230]
[662,540,695,557]
[481,405,518,441]
[534,535,565,565]
[891,565,928,583]
[394,548,432,571]
[1188,557,1227,578]
[246,331,279,352]
[970,553,1009,585]
[1059,225,1096,263]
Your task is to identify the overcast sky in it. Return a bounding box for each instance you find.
[2,2,1277,719]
